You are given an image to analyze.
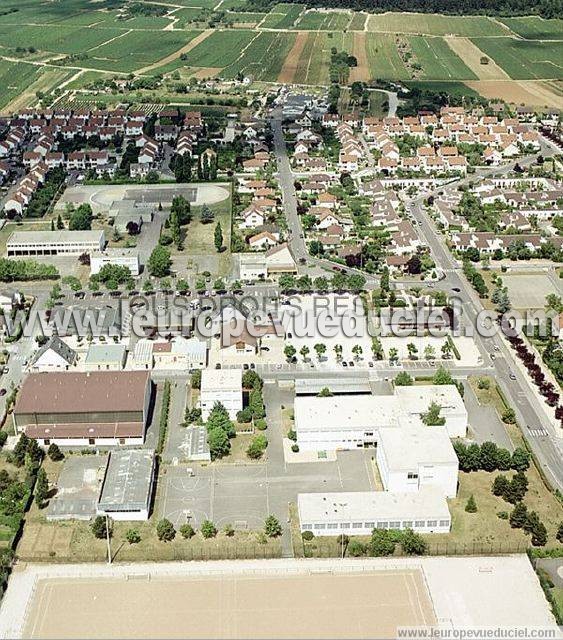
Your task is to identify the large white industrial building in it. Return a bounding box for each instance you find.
[293,384,467,452]
[200,368,243,420]
[6,230,105,257]
[376,427,458,498]
[297,487,451,536]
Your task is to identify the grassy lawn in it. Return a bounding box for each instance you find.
[182,193,232,279]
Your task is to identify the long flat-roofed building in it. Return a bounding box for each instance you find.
[294,384,467,452]
[97,449,156,520]
[6,230,105,257]
[298,487,451,536]
[13,370,152,446]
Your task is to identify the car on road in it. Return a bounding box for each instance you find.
[494,345,500,351]
[342,361,347,367]
[452,287,461,292]
[509,372,516,380]
[0,389,6,396]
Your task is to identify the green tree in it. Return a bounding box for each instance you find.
[334,344,343,361]
[511,447,530,471]
[200,205,214,224]
[264,515,282,538]
[47,443,64,462]
[191,369,201,390]
[247,434,268,459]
[214,222,223,252]
[479,441,499,472]
[371,337,384,360]
[465,494,477,513]
[388,347,399,364]
[317,387,333,397]
[34,468,49,507]
[201,520,217,538]
[208,427,231,460]
[433,366,454,385]
[91,515,110,539]
[148,245,171,277]
[422,401,445,426]
[314,343,327,360]
[69,204,93,231]
[501,408,516,424]
[352,344,363,360]
[347,540,367,557]
[299,345,310,362]
[423,344,436,361]
[180,523,195,539]
[509,502,528,528]
[284,344,296,362]
[400,529,427,555]
[492,474,509,497]
[407,343,418,360]
[156,518,176,541]
[370,529,397,556]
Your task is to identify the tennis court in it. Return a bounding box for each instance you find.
[24,570,435,638]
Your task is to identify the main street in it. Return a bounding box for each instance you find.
[405,150,563,492]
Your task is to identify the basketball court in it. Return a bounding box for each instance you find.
[23,570,435,639]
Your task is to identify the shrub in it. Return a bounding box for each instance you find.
[224,523,235,537]
[264,515,282,538]
[465,494,477,513]
[201,520,217,539]
[400,529,427,556]
[291,443,299,453]
[347,540,367,557]
[302,530,314,541]
[370,529,397,557]
[180,524,195,539]
[156,518,176,541]
[126,529,141,544]
[247,434,268,460]
[497,511,509,520]
[91,515,111,539]
[255,418,267,431]
[47,443,64,461]
[0,431,8,448]
[236,407,252,424]
[502,408,516,424]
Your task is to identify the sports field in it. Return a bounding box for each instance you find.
[23,570,435,639]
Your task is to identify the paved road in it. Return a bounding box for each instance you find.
[270,108,379,286]
[405,148,563,491]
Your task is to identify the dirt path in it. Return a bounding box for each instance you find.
[466,79,563,109]
[135,29,213,75]
[349,31,370,83]
[446,37,510,80]
[277,31,308,83]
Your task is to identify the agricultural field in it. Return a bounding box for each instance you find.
[178,29,255,69]
[77,30,202,74]
[408,36,477,81]
[472,37,563,80]
[291,30,353,85]
[499,17,563,39]
[367,12,511,37]
[296,10,353,31]
[0,61,45,111]
[222,31,296,81]
[260,3,303,29]
[364,33,410,82]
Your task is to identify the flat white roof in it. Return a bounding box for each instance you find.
[298,487,450,523]
[7,230,104,245]
[378,426,457,470]
[201,368,242,392]
[294,395,399,432]
[395,385,467,417]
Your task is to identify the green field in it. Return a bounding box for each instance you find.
[179,29,254,69]
[472,37,563,79]
[293,30,353,85]
[296,10,352,31]
[409,36,477,80]
[499,16,563,40]
[222,31,296,80]
[260,3,303,29]
[0,61,43,109]
[365,33,409,81]
[367,12,510,37]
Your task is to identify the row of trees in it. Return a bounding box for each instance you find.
[453,440,530,473]
[279,272,366,294]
